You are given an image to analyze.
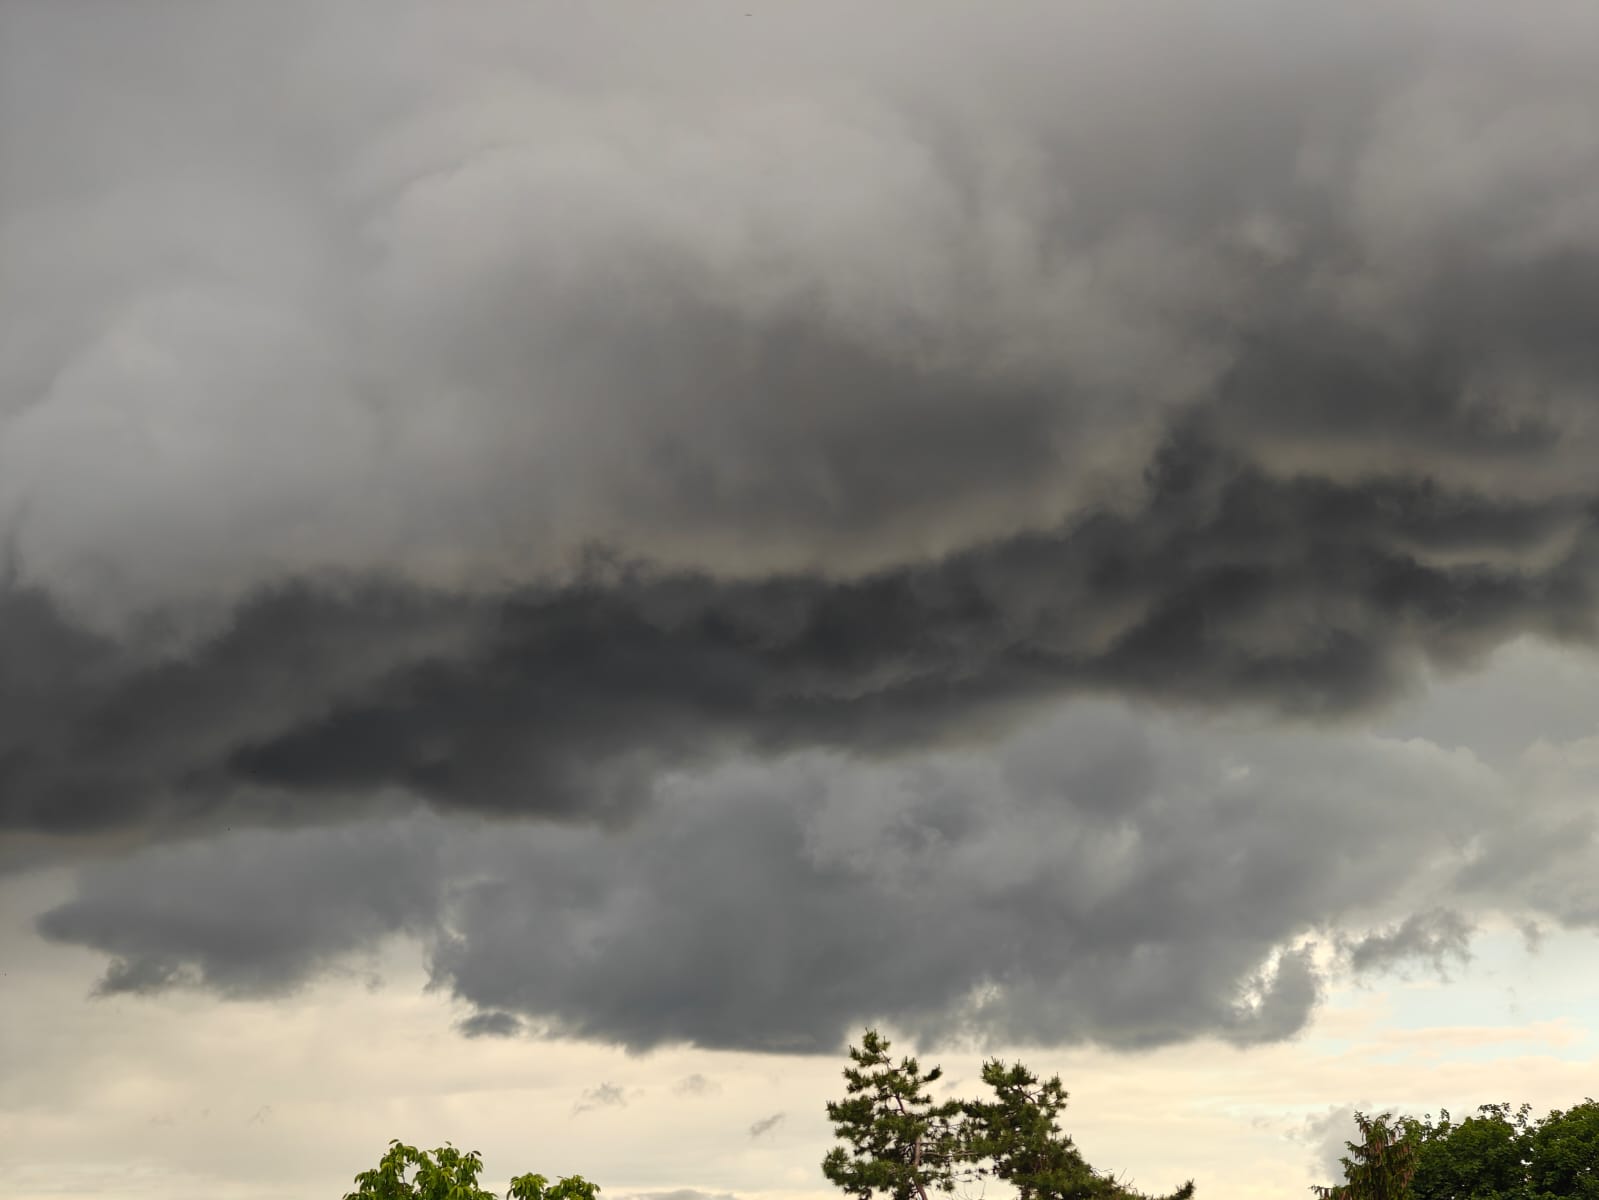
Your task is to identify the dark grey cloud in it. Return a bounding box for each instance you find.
[1342,908,1475,978]
[10,5,1599,844]
[6,436,1599,847]
[457,1010,524,1039]
[0,578,485,845]
[5,1,1599,853]
[32,702,1598,1053]
[9,1,1599,1058]
[35,818,441,997]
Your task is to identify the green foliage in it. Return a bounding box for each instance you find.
[1526,1101,1599,1200]
[1409,1104,1533,1200]
[1317,1100,1599,1200]
[508,1173,602,1200]
[343,1141,495,1200]
[343,1140,599,1200]
[823,1029,1194,1200]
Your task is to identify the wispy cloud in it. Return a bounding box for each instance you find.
[747,1112,785,1139]
[572,1082,628,1117]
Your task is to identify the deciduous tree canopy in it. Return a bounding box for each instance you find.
[343,1140,600,1200]
[1317,1100,1599,1200]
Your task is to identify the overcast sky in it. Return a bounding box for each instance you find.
[4,2,1599,1197]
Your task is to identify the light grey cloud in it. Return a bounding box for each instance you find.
[1294,1104,1365,1186]
[747,1113,785,1139]
[1518,919,1545,954]
[5,1,1599,625]
[572,1082,628,1116]
[673,1074,719,1097]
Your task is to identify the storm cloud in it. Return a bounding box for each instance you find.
[32,701,1599,1052]
[8,1,1599,1056]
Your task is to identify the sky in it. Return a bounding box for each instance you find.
[3,2,1599,1197]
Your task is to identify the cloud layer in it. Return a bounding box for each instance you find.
[5,439,1599,845]
[7,1,1599,1054]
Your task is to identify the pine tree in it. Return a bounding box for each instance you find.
[823,1031,1193,1200]
[1313,1112,1418,1200]
[964,1060,1194,1200]
[822,1029,968,1200]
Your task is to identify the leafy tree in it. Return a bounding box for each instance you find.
[343,1140,600,1200]
[822,1029,967,1200]
[1409,1104,1533,1200]
[1526,1100,1599,1200]
[1316,1099,1599,1200]
[823,1030,1194,1200]
[509,1174,603,1200]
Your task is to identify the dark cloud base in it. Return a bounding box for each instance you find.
[30,697,1598,1054]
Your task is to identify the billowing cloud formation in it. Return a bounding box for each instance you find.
[32,702,1599,1052]
[7,2,1599,618]
[8,2,1599,1054]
